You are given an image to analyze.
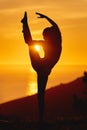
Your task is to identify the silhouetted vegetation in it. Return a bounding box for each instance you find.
[0,117,87,130]
[73,72,87,115]
[83,71,87,84]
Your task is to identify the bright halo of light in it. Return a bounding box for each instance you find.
[27,82,37,96]
[34,45,45,58]
[34,45,40,51]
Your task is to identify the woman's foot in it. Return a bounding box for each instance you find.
[21,11,32,44]
[21,11,27,24]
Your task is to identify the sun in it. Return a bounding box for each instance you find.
[34,45,40,51]
[34,45,45,58]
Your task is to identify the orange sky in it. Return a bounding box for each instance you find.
[0,0,87,65]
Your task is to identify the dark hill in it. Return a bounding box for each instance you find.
[0,75,87,121]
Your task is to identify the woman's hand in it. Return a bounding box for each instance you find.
[36,12,46,18]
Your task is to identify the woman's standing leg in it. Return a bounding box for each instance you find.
[37,73,48,123]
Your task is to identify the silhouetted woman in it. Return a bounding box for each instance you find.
[21,12,62,123]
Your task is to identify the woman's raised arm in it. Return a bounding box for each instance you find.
[36,12,57,27]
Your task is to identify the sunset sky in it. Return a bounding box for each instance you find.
[0,0,87,65]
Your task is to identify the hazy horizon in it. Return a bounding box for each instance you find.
[0,64,87,104]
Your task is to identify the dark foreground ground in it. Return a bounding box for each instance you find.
[0,116,87,130]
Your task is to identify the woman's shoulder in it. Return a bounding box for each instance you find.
[32,40,44,45]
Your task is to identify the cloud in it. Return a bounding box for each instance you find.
[0,0,49,11]
[0,0,87,20]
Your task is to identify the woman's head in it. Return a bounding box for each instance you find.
[43,27,50,40]
[43,27,56,41]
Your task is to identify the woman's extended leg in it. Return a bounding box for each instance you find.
[21,11,32,44]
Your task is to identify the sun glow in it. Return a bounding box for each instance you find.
[34,45,45,58]
[28,82,37,96]
[34,45,40,51]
